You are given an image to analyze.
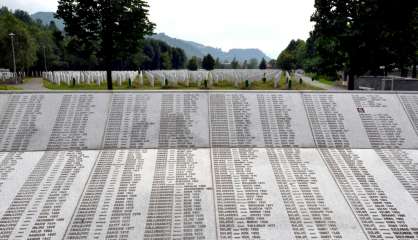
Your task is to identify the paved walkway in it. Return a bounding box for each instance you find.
[18,78,48,90]
[296,74,346,91]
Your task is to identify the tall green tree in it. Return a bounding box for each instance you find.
[259,58,267,69]
[311,0,418,89]
[187,56,199,71]
[231,57,240,69]
[56,0,155,89]
[202,54,215,70]
[248,58,259,69]
[171,48,187,69]
[0,11,37,71]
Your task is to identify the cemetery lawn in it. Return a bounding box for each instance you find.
[43,80,137,90]
[0,85,22,90]
[43,75,324,91]
[306,73,336,86]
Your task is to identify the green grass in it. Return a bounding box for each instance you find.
[43,74,324,91]
[43,80,137,90]
[0,85,22,90]
[306,72,336,86]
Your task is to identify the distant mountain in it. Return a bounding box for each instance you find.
[31,12,65,30]
[29,13,270,62]
[151,33,270,62]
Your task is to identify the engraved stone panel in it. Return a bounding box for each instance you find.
[399,94,418,137]
[157,93,209,148]
[46,93,111,150]
[0,93,111,152]
[303,93,371,149]
[102,93,160,149]
[352,94,418,149]
[211,148,366,239]
[319,149,418,239]
[64,149,216,240]
[1,91,418,240]
[0,151,98,240]
[0,95,8,114]
[209,93,313,148]
[102,93,209,149]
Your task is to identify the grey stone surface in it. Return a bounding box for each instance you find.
[0,151,98,239]
[211,148,367,239]
[351,93,418,149]
[303,93,372,148]
[209,93,314,148]
[399,94,418,136]
[63,149,216,240]
[0,93,111,152]
[0,91,418,239]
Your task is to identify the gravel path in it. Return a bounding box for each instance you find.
[296,74,346,90]
[19,78,48,90]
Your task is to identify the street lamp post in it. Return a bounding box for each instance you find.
[9,33,17,84]
[43,46,48,72]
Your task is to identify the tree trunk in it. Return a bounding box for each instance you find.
[413,58,417,79]
[348,72,355,90]
[103,0,113,90]
[400,61,408,77]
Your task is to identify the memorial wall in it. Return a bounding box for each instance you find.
[0,91,417,239]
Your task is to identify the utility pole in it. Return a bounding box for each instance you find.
[43,46,48,72]
[9,33,17,84]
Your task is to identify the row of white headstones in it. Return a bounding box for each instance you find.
[0,72,16,82]
[43,69,283,87]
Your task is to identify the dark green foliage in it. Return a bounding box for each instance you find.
[248,58,259,69]
[0,8,187,76]
[310,0,418,88]
[171,48,187,69]
[187,57,199,71]
[56,0,155,89]
[202,54,215,70]
[276,39,306,71]
[0,10,37,71]
[259,58,267,69]
[277,1,418,87]
[231,58,240,69]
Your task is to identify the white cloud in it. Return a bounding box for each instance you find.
[0,0,315,58]
[1,0,57,13]
[148,0,315,58]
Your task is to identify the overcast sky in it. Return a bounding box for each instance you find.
[1,0,315,58]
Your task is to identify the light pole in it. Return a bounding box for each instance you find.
[43,46,48,72]
[9,33,17,84]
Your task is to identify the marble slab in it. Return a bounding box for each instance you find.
[64,149,216,240]
[319,149,418,239]
[0,93,111,152]
[102,93,209,149]
[398,94,418,137]
[209,93,314,148]
[0,151,98,240]
[211,148,367,239]
[351,93,418,149]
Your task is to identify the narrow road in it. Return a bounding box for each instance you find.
[19,78,48,90]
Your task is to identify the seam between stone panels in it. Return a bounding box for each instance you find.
[396,93,418,137]
[207,92,220,240]
[61,148,104,239]
[301,92,320,149]
[1,146,418,154]
[98,92,114,150]
[301,91,371,239]
[316,149,371,240]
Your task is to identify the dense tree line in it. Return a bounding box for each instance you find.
[277,1,418,89]
[0,7,187,74]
